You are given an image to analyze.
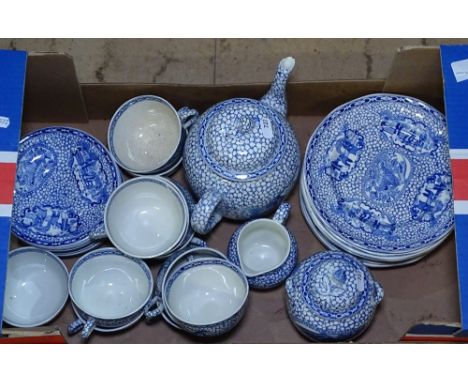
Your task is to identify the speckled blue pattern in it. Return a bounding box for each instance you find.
[286,251,383,342]
[302,94,454,254]
[12,127,121,250]
[227,203,298,289]
[164,258,249,337]
[227,224,298,289]
[185,57,300,234]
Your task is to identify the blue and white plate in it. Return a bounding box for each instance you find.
[12,127,122,254]
[301,94,454,262]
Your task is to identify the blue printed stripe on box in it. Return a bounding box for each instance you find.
[0,49,27,331]
[441,45,468,335]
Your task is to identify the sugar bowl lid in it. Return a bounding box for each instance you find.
[299,251,372,319]
[198,98,287,181]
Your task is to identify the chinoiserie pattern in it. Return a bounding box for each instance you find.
[12,127,121,250]
[302,94,453,255]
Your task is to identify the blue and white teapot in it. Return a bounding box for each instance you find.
[183,57,301,234]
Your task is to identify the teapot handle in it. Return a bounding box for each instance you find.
[191,190,223,235]
[272,202,291,225]
[178,107,199,130]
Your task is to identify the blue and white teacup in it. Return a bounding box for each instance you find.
[227,202,298,289]
[67,247,156,340]
[147,255,249,337]
[92,176,197,260]
[108,95,198,176]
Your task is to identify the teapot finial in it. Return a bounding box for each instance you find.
[260,56,295,117]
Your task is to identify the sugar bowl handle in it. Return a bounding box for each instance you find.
[272,202,291,225]
[373,281,384,305]
[145,295,165,321]
[178,107,199,130]
[191,190,224,235]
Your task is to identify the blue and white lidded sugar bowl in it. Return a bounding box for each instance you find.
[183,57,301,234]
[285,251,384,342]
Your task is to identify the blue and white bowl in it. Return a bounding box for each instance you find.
[147,244,226,329]
[11,127,122,255]
[108,95,198,176]
[300,94,454,264]
[148,256,249,337]
[101,176,192,260]
[227,202,298,289]
[67,247,154,340]
[286,251,384,342]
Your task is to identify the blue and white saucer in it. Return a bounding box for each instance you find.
[12,127,122,254]
[301,94,454,262]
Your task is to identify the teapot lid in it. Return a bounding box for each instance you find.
[301,251,371,319]
[198,98,286,181]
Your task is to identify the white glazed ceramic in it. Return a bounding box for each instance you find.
[3,247,68,327]
[227,202,298,289]
[68,247,154,339]
[108,95,198,175]
[103,176,190,259]
[164,258,248,336]
[147,256,249,337]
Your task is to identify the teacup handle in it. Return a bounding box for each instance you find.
[178,107,199,130]
[68,318,96,340]
[89,225,107,241]
[272,202,291,225]
[145,295,165,321]
[191,190,223,235]
[81,319,96,340]
[189,237,208,247]
[68,319,85,335]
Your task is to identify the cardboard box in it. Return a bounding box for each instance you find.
[0,50,28,331]
[4,46,460,343]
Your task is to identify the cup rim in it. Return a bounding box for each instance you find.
[104,176,190,259]
[107,95,183,174]
[163,258,249,327]
[236,218,291,277]
[3,247,69,328]
[68,247,154,321]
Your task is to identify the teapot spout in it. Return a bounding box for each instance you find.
[260,56,295,117]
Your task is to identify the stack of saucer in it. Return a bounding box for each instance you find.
[300,94,454,267]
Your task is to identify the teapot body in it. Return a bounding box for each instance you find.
[184,97,300,222]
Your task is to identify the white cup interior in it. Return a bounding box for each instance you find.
[3,249,68,327]
[106,179,186,258]
[237,219,290,277]
[167,263,247,325]
[112,98,181,172]
[71,254,151,319]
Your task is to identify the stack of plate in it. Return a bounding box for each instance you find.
[11,127,122,256]
[300,94,454,267]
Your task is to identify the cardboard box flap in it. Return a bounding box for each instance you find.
[383,46,444,111]
[23,53,87,123]
[81,80,385,120]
